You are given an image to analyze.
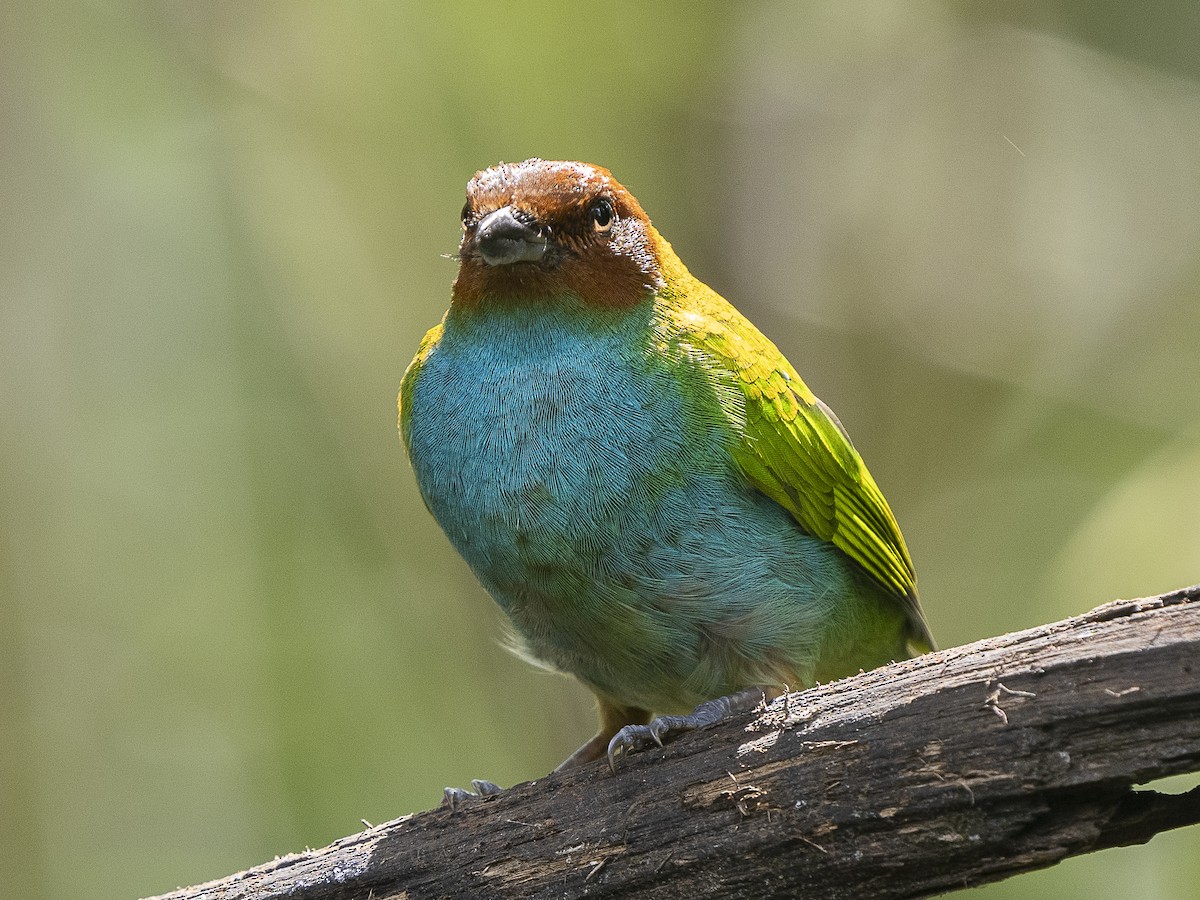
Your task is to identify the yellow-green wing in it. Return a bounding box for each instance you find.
[665,286,932,650]
[398,320,444,452]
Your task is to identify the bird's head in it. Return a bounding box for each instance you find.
[451,159,666,309]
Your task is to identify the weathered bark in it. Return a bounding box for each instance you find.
[147,585,1200,899]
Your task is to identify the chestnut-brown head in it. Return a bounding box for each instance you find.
[452,159,663,309]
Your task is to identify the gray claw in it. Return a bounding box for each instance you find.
[606,723,659,771]
[606,688,767,773]
[472,779,503,797]
[442,779,504,809]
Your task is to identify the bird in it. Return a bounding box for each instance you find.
[399,159,933,777]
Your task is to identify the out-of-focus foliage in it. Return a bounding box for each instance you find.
[1,2,1197,897]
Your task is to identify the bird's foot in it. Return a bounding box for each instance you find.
[441,779,503,809]
[606,687,766,771]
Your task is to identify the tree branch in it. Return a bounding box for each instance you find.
[147,585,1200,899]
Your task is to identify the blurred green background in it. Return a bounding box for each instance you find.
[2,2,1198,897]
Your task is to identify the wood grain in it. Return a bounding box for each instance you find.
[146,585,1200,899]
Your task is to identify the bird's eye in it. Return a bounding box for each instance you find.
[460,202,473,231]
[589,198,615,233]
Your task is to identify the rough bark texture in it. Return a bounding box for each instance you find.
[147,585,1200,900]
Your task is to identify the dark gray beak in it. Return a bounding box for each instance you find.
[473,206,547,266]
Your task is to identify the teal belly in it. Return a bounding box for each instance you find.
[405,303,891,711]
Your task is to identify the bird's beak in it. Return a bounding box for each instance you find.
[472,206,547,266]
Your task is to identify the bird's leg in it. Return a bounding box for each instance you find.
[556,697,652,770]
[443,699,650,805]
[606,687,769,771]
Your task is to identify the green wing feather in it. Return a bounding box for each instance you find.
[662,282,933,651]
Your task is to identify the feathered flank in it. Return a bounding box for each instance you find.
[651,263,934,652]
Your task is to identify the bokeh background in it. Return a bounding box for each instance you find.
[2,2,1199,897]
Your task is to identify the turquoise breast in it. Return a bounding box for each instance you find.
[404,297,858,712]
